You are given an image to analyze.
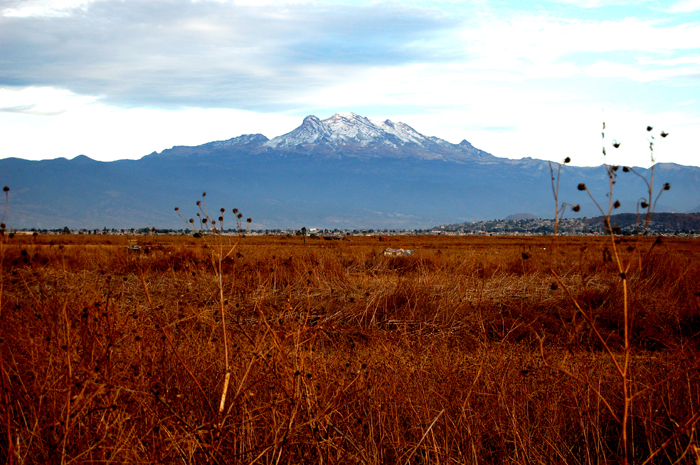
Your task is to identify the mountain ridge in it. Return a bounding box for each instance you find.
[147,112,496,163]
[2,112,700,230]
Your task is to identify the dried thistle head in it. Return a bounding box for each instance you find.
[660,131,669,138]
[647,125,653,132]
[622,166,629,172]
[641,201,649,209]
[237,213,243,219]
[572,205,581,212]
[2,186,8,192]
[663,182,671,190]
[247,218,252,223]
[613,200,621,209]
[612,140,621,149]
[577,183,587,191]
[233,208,238,214]
[564,157,571,164]
[174,207,179,211]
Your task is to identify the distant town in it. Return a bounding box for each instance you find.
[7,213,700,238]
[434,213,700,237]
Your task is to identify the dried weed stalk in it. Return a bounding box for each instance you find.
[545,124,699,464]
[174,193,251,416]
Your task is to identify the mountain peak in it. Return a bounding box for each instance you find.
[327,112,363,121]
[266,112,441,153]
[302,115,323,125]
[257,112,499,162]
[143,112,494,163]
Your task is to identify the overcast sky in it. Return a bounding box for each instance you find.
[1,0,698,167]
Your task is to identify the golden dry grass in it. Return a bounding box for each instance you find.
[1,233,700,464]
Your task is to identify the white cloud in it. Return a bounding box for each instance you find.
[0,86,97,115]
[1,0,96,17]
[667,0,700,12]
[458,14,700,77]
[441,9,700,124]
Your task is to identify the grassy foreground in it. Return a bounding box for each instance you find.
[1,233,700,464]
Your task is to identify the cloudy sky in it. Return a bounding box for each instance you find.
[1,0,698,167]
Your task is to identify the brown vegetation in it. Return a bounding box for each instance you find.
[1,232,700,464]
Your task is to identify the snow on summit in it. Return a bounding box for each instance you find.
[265,112,433,149]
[250,111,496,162]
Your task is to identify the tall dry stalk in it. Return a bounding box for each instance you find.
[544,123,693,464]
[175,193,251,415]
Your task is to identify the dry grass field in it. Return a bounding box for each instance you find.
[1,231,700,464]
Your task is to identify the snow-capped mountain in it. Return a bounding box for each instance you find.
[243,112,491,161]
[265,112,434,148]
[144,111,493,162]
